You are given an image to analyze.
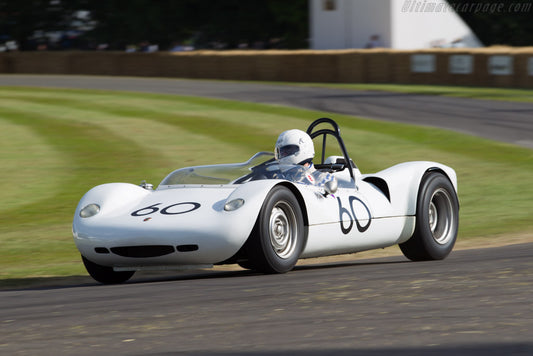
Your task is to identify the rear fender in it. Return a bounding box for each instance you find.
[367,161,457,216]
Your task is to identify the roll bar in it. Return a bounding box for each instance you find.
[306,118,355,181]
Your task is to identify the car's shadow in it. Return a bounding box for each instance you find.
[294,257,408,272]
[2,256,409,291]
[130,257,409,285]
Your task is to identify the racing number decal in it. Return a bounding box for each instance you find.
[161,202,201,215]
[131,202,201,217]
[337,196,371,234]
[131,203,162,216]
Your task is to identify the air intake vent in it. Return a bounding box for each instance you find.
[177,244,199,252]
[110,245,175,258]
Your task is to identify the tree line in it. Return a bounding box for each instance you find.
[0,0,531,51]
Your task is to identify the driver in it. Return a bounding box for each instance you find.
[274,129,336,188]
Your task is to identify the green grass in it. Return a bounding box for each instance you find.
[1,86,532,283]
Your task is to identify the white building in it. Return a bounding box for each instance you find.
[310,0,483,49]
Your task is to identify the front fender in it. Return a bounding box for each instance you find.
[73,179,313,267]
[223,179,291,225]
[74,183,151,219]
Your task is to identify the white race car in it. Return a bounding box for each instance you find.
[73,118,459,284]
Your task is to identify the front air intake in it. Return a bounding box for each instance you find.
[110,245,175,258]
[177,244,199,252]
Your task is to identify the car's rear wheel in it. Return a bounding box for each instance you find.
[400,172,459,261]
[243,185,305,273]
[82,256,135,284]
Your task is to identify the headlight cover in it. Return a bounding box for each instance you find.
[80,204,100,218]
[224,198,245,211]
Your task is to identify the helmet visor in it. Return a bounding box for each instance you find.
[276,144,300,160]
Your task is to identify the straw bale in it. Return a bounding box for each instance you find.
[8,52,70,74]
[254,53,283,81]
[2,49,532,88]
[302,52,340,82]
[337,52,363,83]
[67,52,119,75]
[0,54,9,73]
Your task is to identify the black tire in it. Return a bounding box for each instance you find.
[243,185,306,273]
[82,256,135,284]
[399,172,459,261]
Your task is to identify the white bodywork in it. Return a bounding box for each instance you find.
[73,152,457,271]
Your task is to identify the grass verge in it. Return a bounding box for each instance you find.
[1,86,532,284]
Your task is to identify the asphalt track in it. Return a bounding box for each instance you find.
[1,75,533,355]
[1,244,533,355]
[1,74,533,148]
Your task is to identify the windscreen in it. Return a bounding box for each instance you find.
[159,152,276,186]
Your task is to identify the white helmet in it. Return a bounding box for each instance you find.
[275,129,315,165]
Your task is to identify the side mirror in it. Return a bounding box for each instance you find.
[324,179,338,196]
[139,180,153,190]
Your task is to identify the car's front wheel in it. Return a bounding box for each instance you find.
[400,171,459,261]
[243,185,306,273]
[82,256,135,284]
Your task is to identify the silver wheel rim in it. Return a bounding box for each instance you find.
[428,188,456,245]
[269,201,297,259]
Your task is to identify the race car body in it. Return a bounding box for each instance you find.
[73,118,459,283]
